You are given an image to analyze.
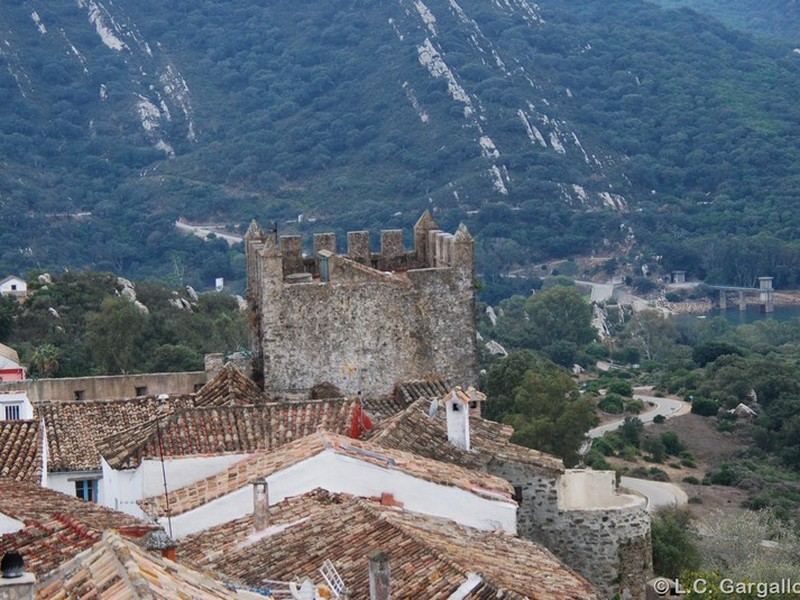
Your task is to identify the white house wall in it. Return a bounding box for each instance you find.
[101,457,145,518]
[140,454,249,498]
[47,470,103,505]
[101,454,249,519]
[163,450,517,539]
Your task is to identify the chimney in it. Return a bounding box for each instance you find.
[253,479,269,532]
[368,551,390,600]
[445,388,470,452]
[0,552,35,600]
[143,529,177,563]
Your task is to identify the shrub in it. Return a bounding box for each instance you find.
[687,494,703,504]
[607,380,634,397]
[683,476,701,485]
[625,398,645,413]
[643,436,666,462]
[661,431,686,456]
[703,463,740,486]
[648,467,670,482]
[619,416,644,447]
[680,457,697,468]
[584,449,611,471]
[599,393,625,414]
[691,396,721,417]
[653,414,666,424]
[592,437,616,456]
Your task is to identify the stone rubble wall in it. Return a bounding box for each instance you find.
[489,459,652,600]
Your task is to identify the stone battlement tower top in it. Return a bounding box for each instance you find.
[245,211,478,396]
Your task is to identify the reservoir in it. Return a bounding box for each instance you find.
[677,305,800,326]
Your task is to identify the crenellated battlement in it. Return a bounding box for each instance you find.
[245,210,473,282]
[245,211,478,396]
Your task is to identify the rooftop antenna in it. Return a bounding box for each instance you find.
[155,416,173,538]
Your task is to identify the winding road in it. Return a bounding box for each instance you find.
[588,389,691,511]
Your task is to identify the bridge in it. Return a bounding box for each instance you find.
[706,277,774,313]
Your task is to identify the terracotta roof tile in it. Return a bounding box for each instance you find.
[194,362,270,407]
[366,395,564,475]
[0,419,43,482]
[141,431,514,519]
[179,490,600,599]
[394,378,450,404]
[99,398,360,470]
[0,480,155,577]
[35,395,195,472]
[35,531,238,599]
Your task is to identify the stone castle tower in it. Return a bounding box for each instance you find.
[245,211,478,396]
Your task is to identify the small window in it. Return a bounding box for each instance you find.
[513,485,523,504]
[75,479,97,503]
[4,405,20,421]
[74,390,86,401]
[10,284,16,291]
[451,402,460,412]
[135,386,148,396]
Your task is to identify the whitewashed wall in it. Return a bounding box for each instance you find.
[162,450,517,539]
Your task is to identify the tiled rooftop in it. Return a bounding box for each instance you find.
[394,378,451,404]
[193,362,270,407]
[179,489,600,599]
[35,531,241,599]
[0,419,43,482]
[0,480,154,577]
[366,395,564,475]
[37,364,425,473]
[140,430,514,519]
[35,394,196,472]
[99,398,360,470]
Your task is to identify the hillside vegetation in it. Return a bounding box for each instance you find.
[3,1,800,286]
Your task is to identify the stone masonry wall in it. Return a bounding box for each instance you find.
[259,265,477,396]
[489,459,652,600]
[248,213,478,396]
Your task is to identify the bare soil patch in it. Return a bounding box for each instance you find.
[609,413,751,518]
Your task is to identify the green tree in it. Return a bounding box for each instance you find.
[651,506,701,579]
[524,286,596,349]
[85,297,148,374]
[505,363,598,466]
[624,309,679,361]
[0,295,19,342]
[30,343,60,378]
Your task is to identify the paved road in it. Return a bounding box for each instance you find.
[589,392,688,439]
[620,477,688,511]
[175,221,244,246]
[585,389,691,510]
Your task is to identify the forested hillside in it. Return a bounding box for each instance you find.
[3,0,800,288]
[651,0,800,42]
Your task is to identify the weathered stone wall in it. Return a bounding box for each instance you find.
[248,213,478,396]
[488,459,652,600]
[259,263,476,396]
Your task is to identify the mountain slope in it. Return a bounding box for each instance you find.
[3,0,800,286]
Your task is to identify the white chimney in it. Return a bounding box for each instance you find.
[253,479,269,532]
[445,388,470,451]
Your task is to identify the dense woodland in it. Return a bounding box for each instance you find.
[3,1,800,289]
[0,272,246,377]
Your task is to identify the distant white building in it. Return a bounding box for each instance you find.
[0,275,27,298]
